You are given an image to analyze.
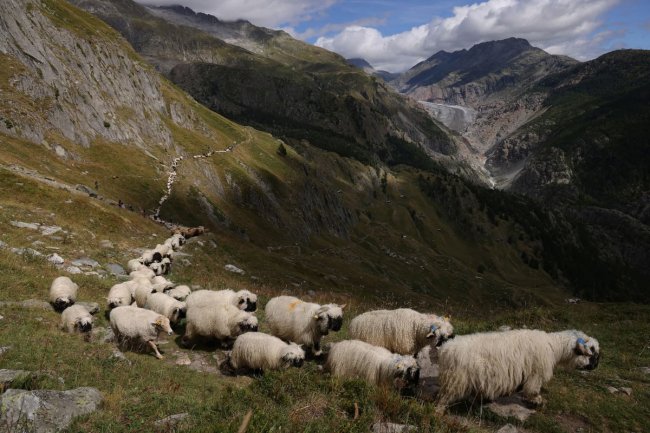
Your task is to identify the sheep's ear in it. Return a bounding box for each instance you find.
[340,304,347,310]
[575,337,590,355]
[313,315,320,320]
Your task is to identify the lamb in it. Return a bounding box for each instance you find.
[349,308,454,355]
[165,284,191,301]
[49,276,78,311]
[325,340,420,389]
[182,303,258,347]
[109,306,173,359]
[229,332,305,372]
[164,233,185,250]
[106,282,133,309]
[436,329,600,411]
[264,296,345,356]
[144,292,186,325]
[60,304,93,333]
[185,289,257,312]
[149,257,170,276]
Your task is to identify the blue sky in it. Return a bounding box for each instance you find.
[142,0,650,72]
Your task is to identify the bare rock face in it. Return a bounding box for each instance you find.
[0,387,102,433]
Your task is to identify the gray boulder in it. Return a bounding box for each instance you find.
[0,387,102,433]
[0,369,32,391]
[105,263,125,276]
[372,422,417,433]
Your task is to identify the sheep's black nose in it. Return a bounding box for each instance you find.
[294,358,304,368]
[330,318,342,331]
[245,302,257,312]
[80,323,92,332]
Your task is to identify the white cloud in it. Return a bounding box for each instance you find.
[138,0,337,28]
[316,0,620,72]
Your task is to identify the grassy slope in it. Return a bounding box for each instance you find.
[0,2,648,432]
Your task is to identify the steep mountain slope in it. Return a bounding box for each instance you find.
[69,0,460,171]
[347,57,400,82]
[392,38,577,155]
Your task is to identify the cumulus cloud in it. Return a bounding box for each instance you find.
[316,0,620,72]
[138,0,336,28]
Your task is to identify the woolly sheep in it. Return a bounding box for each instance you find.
[349,308,454,355]
[154,243,173,259]
[107,282,133,310]
[60,304,93,333]
[174,226,204,238]
[436,329,600,411]
[144,292,186,325]
[164,233,185,250]
[133,280,156,308]
[325,340,420,389]
[140,249,162,265]
[149,257,170,276]
[110,306,173,359]
[265,296,345,356]
[49,276,78,311]
[127,258,146,273]
[229,332,305,372]
[130,268,155,280]
[182,303,258,347]
[151,276,174,293]
[185,289,257,312]
[165,284,191,301]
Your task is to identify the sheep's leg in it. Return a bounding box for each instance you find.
[521,377,544,407]
[148,340,164,359]
[313,340,322,357]
[181,323,194,347]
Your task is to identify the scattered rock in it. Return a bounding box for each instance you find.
[0,387,102,433]
[372,422,417,433]
[565,298,581,304]
[175,353,192,366]
[487,394,536,422]
[224,264,245,275]
[638,367,650,375]
[105,263,125,276]
[0,299,54,311]
[496,424,518,433]
[11,247,43,257]
[65,266,82,274]
[0,346,11,355]
[0,369,32,391]
[620,387,632,396]
[47,253,65,265]
[75,184,98,197]
[606,386,619,394]
[90,327,114,344]
[10,221,40,230]
[498,325,512,332]
[0,240,6,248]
[99,240,113,249]
[110,350,131,365]
[154,413,190,431]
[76,302,100,315]
[71,258,99,268]
[41,225,62,236]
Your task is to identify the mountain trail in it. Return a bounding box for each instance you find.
[153,127,254,219]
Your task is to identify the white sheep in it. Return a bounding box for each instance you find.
[264,296,345,356]
[49,276,78,311]
[349,308,454,355]
[164,233,185,250]
[185,289,257,312]
[140,249,162,265]
[182,303,258,347]
[149,257,170,276]
[325,340,420,389]
[107,282,133,310]
[436,329,601,411]
[127,258,146,273]
[151,276,174,293]
[229,332,305,372]
[154,243,173,258]
[109,306,173,359]
[144,292,186,325]
[133,280,156,307]
[165,284,191,301]
[130,268,155,280]
[60,304,93,333]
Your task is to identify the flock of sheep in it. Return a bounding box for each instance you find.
[47,229,601,413]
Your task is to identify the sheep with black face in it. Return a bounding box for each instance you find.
[182,303,258,347]
[436,329,600,412]
[109,306,173,359]
[60,304,93,334]
[325,340,420,389]
[185,289,257,312]
[264,295,345,356]
[49,276,78,311]
[229,332,305,372]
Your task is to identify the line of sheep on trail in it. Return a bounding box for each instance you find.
[48,229,601,413]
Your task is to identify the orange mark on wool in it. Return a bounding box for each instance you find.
[288,300,302,311]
